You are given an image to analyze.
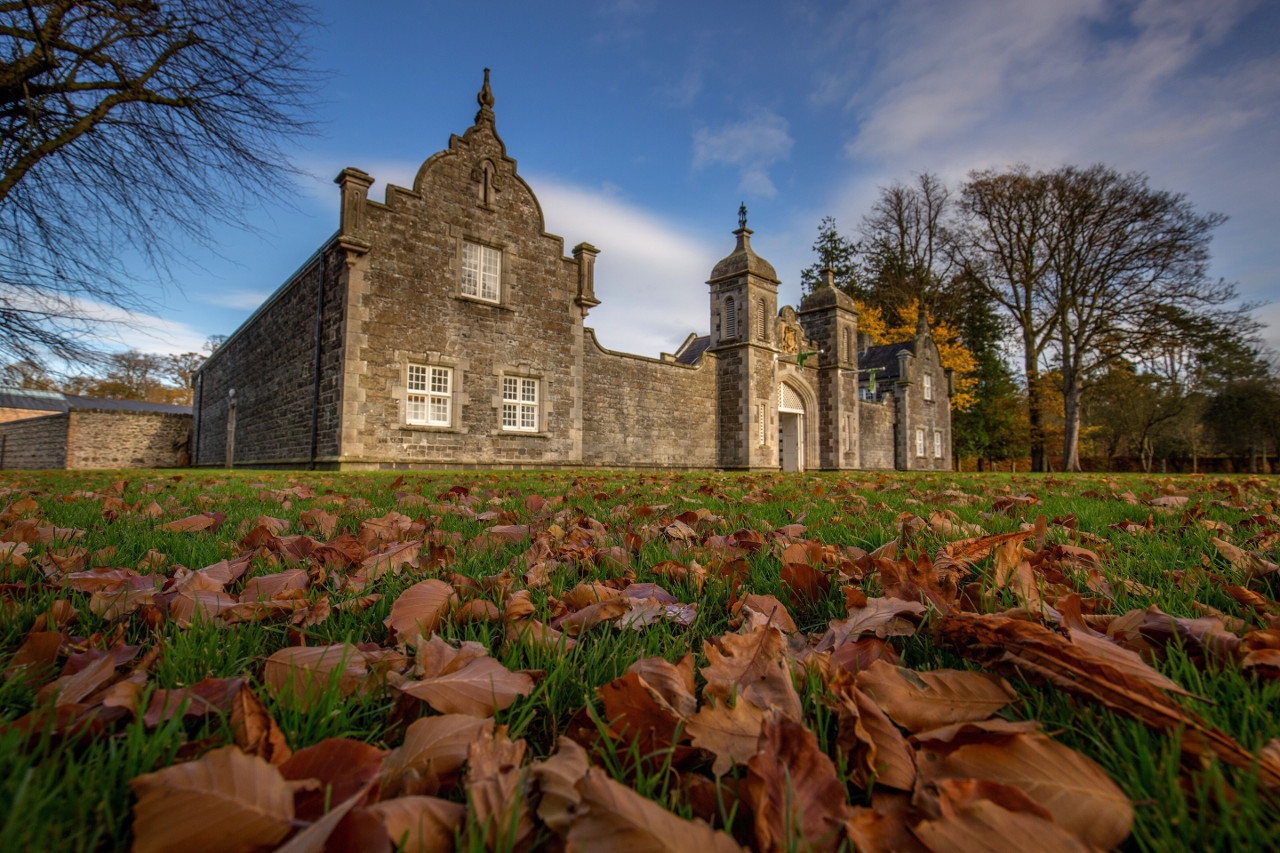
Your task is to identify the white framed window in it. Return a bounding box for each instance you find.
[725,297,737,340]
[462,241,501,302]
[916,427,926,457]
[934,430,943,458]
[407,365,452,426]
[502,376,539,432]
[923,372,934,401]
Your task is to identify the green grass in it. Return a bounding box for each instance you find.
[1,467,1279,851]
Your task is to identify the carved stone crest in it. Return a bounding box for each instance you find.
[780,325,800,354]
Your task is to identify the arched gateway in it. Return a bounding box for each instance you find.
[778,382,806,472]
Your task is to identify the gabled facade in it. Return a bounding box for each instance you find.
[192,73,952,471]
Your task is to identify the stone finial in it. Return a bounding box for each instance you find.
[738,202,747,230]
[916,301,929,336]
[475,68,495,124]
[820,266,836,290]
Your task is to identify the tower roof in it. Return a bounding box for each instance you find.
[707,204,779,285]
[799,267,856,312]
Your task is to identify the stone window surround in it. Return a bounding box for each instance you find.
[406,363,452,426]
[397,353,466,433]
[934,429,943,458]
[923,372,934,402]
[492,363,549,437]
[915,426,926,457]
[450,228,514,310]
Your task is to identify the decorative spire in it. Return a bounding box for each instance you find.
[738,202,748,230]
[475,68,495,124]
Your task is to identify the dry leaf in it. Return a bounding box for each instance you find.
[745,714,848,853]
[230,685,291,764]
[398,655,534,716]
[855,660,1016,732]
[686,697,766,776]
[385,579,454,641]
[567,767,744,852]
[702,625,803,720]
[262,643,374,708]
[625,654,698,717]
[129,746,294,853]
[531,737,590,835]
[380,714,494,797]
[366,796,465,853]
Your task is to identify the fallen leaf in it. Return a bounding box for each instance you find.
[129,746,294,853]
[366,796,466,853]
[702,625,803,720]
[398,655,534,716]
[855,660,1016,732]
[262,643,375,709]
[567,767,744,852]
[745,714,848,853]
[686,696,766,776]
[385,579,454,641]
[380,714,494,797]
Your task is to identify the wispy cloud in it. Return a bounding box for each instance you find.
[692,109,794,198]
[529,173,718,357]
[195,289,274,312]
[3,287,211,356]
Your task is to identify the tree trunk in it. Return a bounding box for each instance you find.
[1061,376,1084,472]
[1026,358,1047,472]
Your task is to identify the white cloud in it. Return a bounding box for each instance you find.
[692,109,794,198]
[529,174,719,357]
[2,287,210,356]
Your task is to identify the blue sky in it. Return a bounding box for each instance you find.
[103,0,1280,361]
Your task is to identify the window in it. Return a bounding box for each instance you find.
[462,241,501,302]
[407,365,451,426]
[502,376,539,431]
[725,297,737,340]
[934,430,943,458]
[915,427,925,457]
[843,328,852,362]
[757,403,766,444]
[923,372,934,401]
[756,299,767,341]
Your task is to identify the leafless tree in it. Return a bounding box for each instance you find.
[1043,165,1235,471]
[0,0,319,366]
[859,172,956,316]
[955,166,1057,471]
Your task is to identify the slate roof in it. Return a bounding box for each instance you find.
[674,335,711,365]
[0,388,190,416]
[858,342,914,379]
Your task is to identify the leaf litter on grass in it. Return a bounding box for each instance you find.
[1,469,1280,850]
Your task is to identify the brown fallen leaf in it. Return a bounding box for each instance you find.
[817,598,926,650]
[385,579,454,641]
[686,696,766,776]
[230,684,291,764]
[143,676,245,727]
[380,714,494,797]
[398,655,534,716]
[530,737,590,836]
[733,593,797,632]
[465,727,533,851]
[626,654,698,717]
[745,714,848,853]
[365,796,466,853]
[702,625,803,720]
[262,643,375,709]
[598,671,686,756]
[4,629,61,682]
[912,778,1090,853]
[129,746,294,853]
[916,731,1132,851]
[939,611,1280,787]
[831,674,915,791]
[36,652,116,707]
[567,767,744,852]
[855,660,1017,733]
[280,737,386,823]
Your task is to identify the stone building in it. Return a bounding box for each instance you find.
[0,388,191,470]
[192,72,952,472]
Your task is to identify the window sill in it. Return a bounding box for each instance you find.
[400,424,464,434]
[453,293,514,312]
[492,430,551,439]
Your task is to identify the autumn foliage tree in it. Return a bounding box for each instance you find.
[857,298,979,411]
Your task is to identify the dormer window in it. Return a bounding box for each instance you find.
[462,241,501,303]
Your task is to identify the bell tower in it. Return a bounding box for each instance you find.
[707,205,780,469]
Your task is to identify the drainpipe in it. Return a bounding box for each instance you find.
[192,371,203,466]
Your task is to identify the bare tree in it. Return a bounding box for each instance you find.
[1,0,318,365]
[955,166,1058,471]
[859,172,956,316]
[1043,165,1235,471]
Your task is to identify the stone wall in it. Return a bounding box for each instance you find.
[194,250,347,467]
[66,410,191,469]
[0,413,68,469]
[859,399,896,470]
[581,331,717,468]
[897,336,953,471]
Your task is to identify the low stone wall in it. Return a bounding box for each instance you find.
[66,410,191,469]
[0,413,69,469]
[859,399,896,470]
[581,331,717,468]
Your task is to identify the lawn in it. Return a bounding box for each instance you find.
[0,468,1277,852]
